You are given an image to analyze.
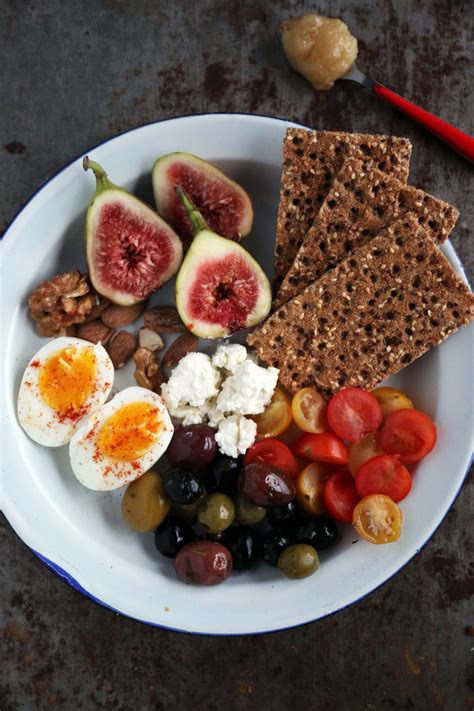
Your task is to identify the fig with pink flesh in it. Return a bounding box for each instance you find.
[175,189,271,338]
[83,157,183,305]
[152,152,253,244]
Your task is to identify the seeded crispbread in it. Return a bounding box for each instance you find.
[273,156,459,309]
[273,128,412,289]
[248,215,474,397]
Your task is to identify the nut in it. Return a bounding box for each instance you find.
[143,306,187,333]
[161,333,199,369]
[101,301,148,328]
[77,319,113,345]
[28,269,95,336]
[107,331,138,369]
[138,328,165,351]
[133,347,167,391]
[82,295,111,323]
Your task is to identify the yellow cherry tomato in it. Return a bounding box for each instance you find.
[352,494,402,544]
[348,432,384,477]
[254,386,292,440]
[296,462,331,515]
[291,387,328,433]
[372,387,414,421]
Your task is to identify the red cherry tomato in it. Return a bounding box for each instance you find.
[379,409,437,464]
[244,439,300,479]
[293,432,348,466]
[355,455,412,502]
[324,471,360,522]
[327,387,383,442]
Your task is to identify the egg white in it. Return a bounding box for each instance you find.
[17,337,114,447]
[69,386,174,491]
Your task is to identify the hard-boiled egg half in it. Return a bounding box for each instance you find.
[69,387,174,491]
[18,337,114,447]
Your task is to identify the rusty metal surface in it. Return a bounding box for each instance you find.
[1,1,473,709]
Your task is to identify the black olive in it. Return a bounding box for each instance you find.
[222,526,257,571]
[193,524,226,542]
[162,467,204,505]
[261,529,292,567]
[266,500,298,528]
[293,516,338,551]
[206,453,242,494]
[154,517,195,558]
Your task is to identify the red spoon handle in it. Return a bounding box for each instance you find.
[373,83,474,162]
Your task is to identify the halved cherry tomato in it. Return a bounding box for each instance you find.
[327,387,383,442]
[254,386,292,440]
[372,386,414,421]
[323,471,360,522]
[291,387,328,433]
[293,432,348,466]
[348,432,384,477]
[355,455,412,502]
[296,462,331,515]
[379,409,437,464]
[244,439,300,479]
[353,494,402,544]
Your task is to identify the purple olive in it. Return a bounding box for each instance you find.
[238,461,296,506]
[174,541,233,585]
[167,425,217,471]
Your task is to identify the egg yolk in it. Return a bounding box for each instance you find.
[39,347,97,416]
[97,402,162,461]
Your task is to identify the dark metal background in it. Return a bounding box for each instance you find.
[1,1,472,709]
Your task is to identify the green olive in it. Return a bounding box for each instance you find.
[172,489,207,522]
[234,497,266,526]
[198,493,235,534]
[122,470,171,532]
[277,544,319,579]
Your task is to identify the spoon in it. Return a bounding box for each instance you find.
[342,65,474,162]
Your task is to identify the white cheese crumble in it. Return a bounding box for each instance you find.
[211,343,248,373]
[161,345,279,457]
[216,360,279,415]
[161,352,220,409]
[214,415,257,459]
[166,404,204,426]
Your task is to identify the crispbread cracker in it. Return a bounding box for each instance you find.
[248,215,474,396]
[274,157,459,308]
[273,128,412,288]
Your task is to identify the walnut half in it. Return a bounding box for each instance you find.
[133,347,167,392]
[28,270,96,337]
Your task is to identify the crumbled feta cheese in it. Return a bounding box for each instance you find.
[216,360,279,415]
[206,400,226,428]
[214,415,257,458]
[161,352,220,409]
[166,404,204,426]
[162,346,278,456]
[212,343,248,373]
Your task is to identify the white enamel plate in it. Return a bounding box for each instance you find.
[1,114,472,634]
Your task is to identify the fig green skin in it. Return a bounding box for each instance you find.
[174,189,271,339]
[83,157,183,306]
[152,152,254,241]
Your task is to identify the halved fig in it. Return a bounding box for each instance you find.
[84,157,183,305]
[175,189,271,338]
[152,152,253,244]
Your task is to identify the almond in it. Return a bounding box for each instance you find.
[161,333,199,369]
[77,319,113,345]
[138,327,165,351]
[144,306,187,333]
[101,301,148,328]
[107,330,138,369]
